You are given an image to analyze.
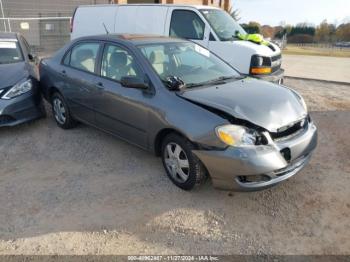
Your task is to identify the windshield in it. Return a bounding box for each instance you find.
[200,9,246,41]
[138,42,240,87]
[0,41,23,64]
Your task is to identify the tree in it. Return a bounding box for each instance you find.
[315,19,336,43]
[336,23,350,41]
[241,21,261,34]
[290,24,315,36]
[288,34,314,43]
[261,25,275,38]
[229,7,241,21]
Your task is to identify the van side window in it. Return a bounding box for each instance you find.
[170,10,205,40]
[69,42,100,73]
[101,44,142,82]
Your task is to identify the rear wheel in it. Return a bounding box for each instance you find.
[51,92,77,129]
[161,133,207,190]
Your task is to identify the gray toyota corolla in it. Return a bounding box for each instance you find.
[40,34,317,191]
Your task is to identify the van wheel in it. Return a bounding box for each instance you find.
[161,133,207,190]
[51,92,77,129]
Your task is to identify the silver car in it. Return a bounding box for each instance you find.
[0,32,44,127]
[39,35,317,191]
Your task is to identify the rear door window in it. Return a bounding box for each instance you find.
[69,42,100,73]
[170,10,205,40]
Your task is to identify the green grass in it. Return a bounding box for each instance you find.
[283,45,350,58]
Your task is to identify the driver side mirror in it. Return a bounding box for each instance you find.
[120,76,149,89]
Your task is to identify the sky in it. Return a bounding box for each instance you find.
[233,0,350,26]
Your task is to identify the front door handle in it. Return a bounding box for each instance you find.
[95,82,104,90]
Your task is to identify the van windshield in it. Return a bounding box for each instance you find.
[138,42,240,88]
[0,41,23,64]
[200,9,246,41]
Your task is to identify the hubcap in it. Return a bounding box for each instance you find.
[164,142,190,183]
[53,98,66,125]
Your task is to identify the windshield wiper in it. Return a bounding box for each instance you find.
[185,82,205,88]
[186,75,243,88]
[202,75,238,84]
[221,35,239,41]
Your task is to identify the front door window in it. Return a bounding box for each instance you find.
[101,44,142,82]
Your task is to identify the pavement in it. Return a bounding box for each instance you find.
[283,55,350,83]
[0,79,349,255]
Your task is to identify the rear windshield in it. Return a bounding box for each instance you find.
[0,41,23,64]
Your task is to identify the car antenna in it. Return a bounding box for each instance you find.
[102,23,109,34]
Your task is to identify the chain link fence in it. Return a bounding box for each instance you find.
[0,0,111,56]
[0,17,71,57]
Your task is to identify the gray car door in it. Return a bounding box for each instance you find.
[94,43,150,148]
[61,42,101,125]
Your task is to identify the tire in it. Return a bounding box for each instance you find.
[51,92,77,129]
[161,133,207,190]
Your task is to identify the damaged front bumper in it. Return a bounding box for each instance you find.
[0,90,45,127]
[193,121,317,191]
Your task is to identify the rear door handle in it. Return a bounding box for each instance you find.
[60,70,66,77]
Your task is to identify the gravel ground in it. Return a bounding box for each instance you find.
[0,79,349,255]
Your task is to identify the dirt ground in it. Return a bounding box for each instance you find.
[283,45,350,58]
[0,79,349,255]
[283,55,350,83]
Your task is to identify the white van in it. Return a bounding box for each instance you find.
[71,4,284,83]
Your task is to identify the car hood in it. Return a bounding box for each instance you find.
[0,62,28,90]
[231,40,280,57]
[177,78,307,132]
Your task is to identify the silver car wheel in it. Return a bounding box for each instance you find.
[164,142,190,183]
[53,98,66,125]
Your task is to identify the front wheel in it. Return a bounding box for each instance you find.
[51,92,77,129]
[161,133,207,190]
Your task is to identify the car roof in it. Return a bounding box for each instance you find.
[0,32,19,40]
[76,34,188,45]
[78,4,220,10]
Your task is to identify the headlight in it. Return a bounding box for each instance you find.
[215,125,257,147]
[2,79,33,99]
[290,89,308,113]
[300,96,308,112]
[250,55,271,75]
[252,55,264,67]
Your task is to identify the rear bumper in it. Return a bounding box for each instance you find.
[252,68,284,84]
[0,90,45,127]
[193,122,317,191]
